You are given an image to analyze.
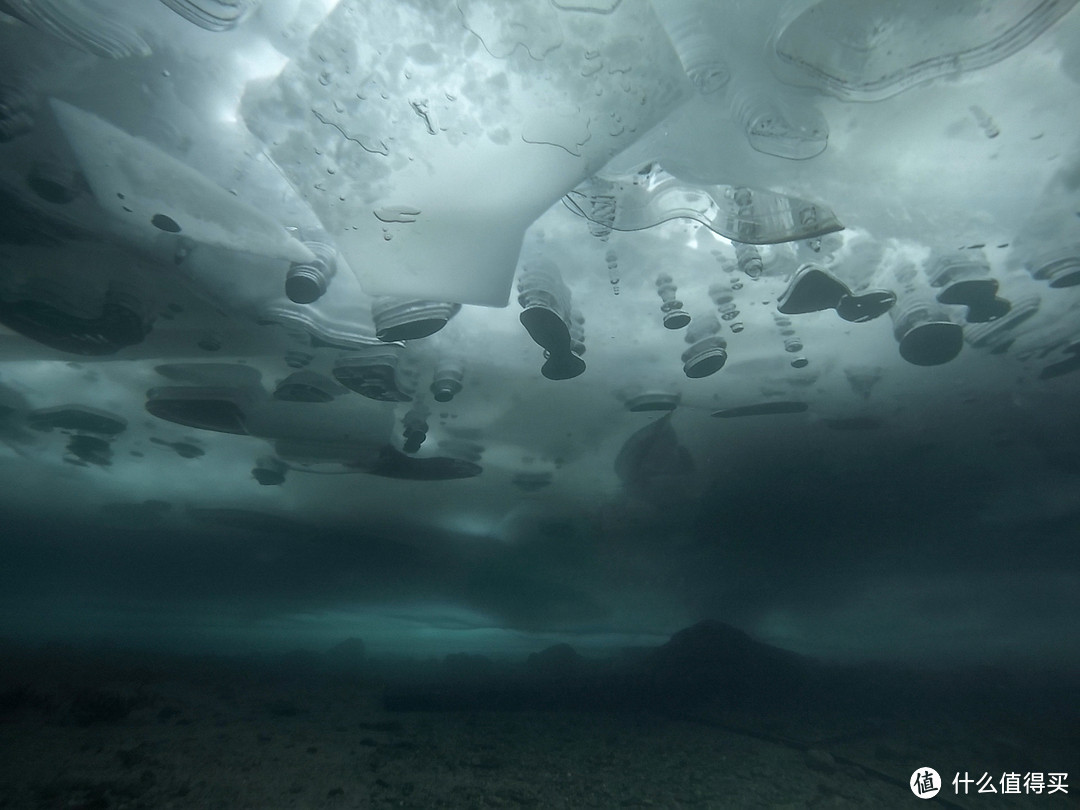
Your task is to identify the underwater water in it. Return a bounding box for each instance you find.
[1,0,1078,806]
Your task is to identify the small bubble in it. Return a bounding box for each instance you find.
[326,167,335,174]
[152,213,181,233]
[382,229,392,241]
[318,71,331,86]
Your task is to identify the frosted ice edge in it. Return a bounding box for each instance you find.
[564,163,843,245]
[774,0,1080,102]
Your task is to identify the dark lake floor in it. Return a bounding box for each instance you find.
[1,638,1075,809]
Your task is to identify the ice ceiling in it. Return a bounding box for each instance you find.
[1,0,1080,663]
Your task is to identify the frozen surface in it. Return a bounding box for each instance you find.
[0,0,1078,667]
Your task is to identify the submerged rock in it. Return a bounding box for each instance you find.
[638,620,815,709]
